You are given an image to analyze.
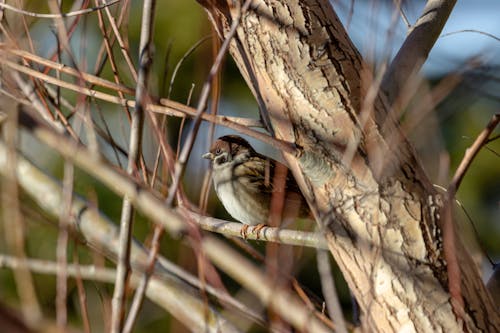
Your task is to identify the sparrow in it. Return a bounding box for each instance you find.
[203,135,309,237]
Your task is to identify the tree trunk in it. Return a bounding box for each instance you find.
[198,0,499,331]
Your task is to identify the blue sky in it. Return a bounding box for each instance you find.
[334,1,500,76]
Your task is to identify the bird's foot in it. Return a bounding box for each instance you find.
[252,223,267,240]
[240,224,250,239]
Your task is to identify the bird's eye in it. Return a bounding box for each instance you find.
[215,148,222,155]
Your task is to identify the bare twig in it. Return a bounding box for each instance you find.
[48,1,72,328]
[101,0,138,81]
[448,113,500,194]
[202,30,222,212]
[0,255,118,282]
[0,0,120,18]
[56,160,73,329]
[92,0,131,79]
[441,29,500,42]
[166,0,254,206]
[21,111,185,233]
[72,251,92,333]
[444,113,499,321]
[393,0,411,29]
[123,225,164,333]
[0,53,300,154]
[167,35,211,98]
[0,102,42,326]
[0,140,239,332]
[203,237,331,333]
[6,111,331,331]
[111,0,156,331]
[93,0,134,131]
[123,83,199,332]
[316,249,347,333]
[8,70,63,132]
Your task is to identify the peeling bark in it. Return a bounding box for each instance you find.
[198,0,499,331]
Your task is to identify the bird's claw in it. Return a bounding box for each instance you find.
[240,224,250,239]
[252,224,266,240]
[240,224,267,240]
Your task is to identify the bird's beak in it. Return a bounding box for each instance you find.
[202,152,213,160]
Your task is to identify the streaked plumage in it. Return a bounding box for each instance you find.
[203,135,309,226]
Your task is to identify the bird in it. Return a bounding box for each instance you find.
[202,135,309,238]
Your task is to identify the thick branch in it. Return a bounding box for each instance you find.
[381,0,457,104]
[198,0,499,331]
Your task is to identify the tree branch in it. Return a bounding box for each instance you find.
[448,113,499,195]
[111,0,156,331]
[188,210,327,249]
[382,0,457,104]
[0,139,241,332]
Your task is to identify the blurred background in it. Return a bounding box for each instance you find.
[0,0,498,332]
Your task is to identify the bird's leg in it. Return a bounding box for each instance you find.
[252,223,267,240]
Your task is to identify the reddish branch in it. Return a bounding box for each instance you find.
[444,113,499,323]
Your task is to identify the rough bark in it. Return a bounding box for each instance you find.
[198,0,499,331]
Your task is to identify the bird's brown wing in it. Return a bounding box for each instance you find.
[236,155,303,194]
[234,155,310,218]
[233,156,274,194]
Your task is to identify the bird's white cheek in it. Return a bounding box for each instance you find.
[213,152,229,166]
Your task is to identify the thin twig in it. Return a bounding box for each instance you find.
[444,113,499,322]
[92,0,130,79]
[441,29,500,42]
[393,0,411,29]
[9,70,63,132]
[93,0,133,126]
[73,251,92,333]
[0,139,239,332]
[123,226,163,333]
[126,85,198,331]
[0,53,300,154]
[21,111,186,234]
[432,184,496,267]
[316,249,347,333]
[0,102,42,325]
[101,0,137,81]
[201,31,222,213]
[449,113,499,194]
[111,0,156,331]
[166,0,256,206]
[125,67,186,331]
[42,0,86,74]
[0,255,117,282]
[203,237,332,333]
[56,161,73,329]
[48,1,71,327]
[0,0,120,18]
[167,35,211,98]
